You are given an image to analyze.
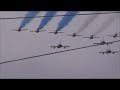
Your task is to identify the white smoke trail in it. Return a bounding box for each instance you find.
[94,14,119,35]
[76,14,99,34]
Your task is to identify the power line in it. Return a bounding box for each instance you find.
[0,44,99,65]
[1,39,120,65]
[0,11,120,20]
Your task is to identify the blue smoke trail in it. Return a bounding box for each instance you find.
[19,11,39,29]
[57,11,79,31]
[37,11,57,30]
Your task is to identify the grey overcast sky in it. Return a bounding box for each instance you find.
[0,11,120,79]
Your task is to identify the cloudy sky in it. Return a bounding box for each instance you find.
[0,11,120,79]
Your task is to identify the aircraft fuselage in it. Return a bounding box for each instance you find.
[54,31,58,34]
[106,50,112,54]
[73,33,76,37]
[57,44,63,48]
[90,35,94,39]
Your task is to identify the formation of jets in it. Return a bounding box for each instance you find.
[66,34,100,39]
[93,37,120,54]
[12,28,120,55]
[93,36,120,45]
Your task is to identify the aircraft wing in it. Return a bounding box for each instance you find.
[108,35,120,37]
[50,46,57,48]
[63,46,70,47]
[108,35,113,37]
[76,35,83,36]
[48,31,64,33]
[93,37,100,38]
[94,43,100,45]
[57,32,64,33]
[99,52,105,54]
[12,29,28,31]
[67,35,74,36]
[108,40,120,44]
[114,51,120,53]
[63,46,70,48]
[83,37,90,38]
[48,30,56,33]
[30,30,46,32]
[30,31,37,32]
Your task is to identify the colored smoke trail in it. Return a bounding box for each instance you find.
[77,14,99,34]
[57,11,79,31]
[19,11,39,29]
[94,14,118,35]
[37,11,57,30]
